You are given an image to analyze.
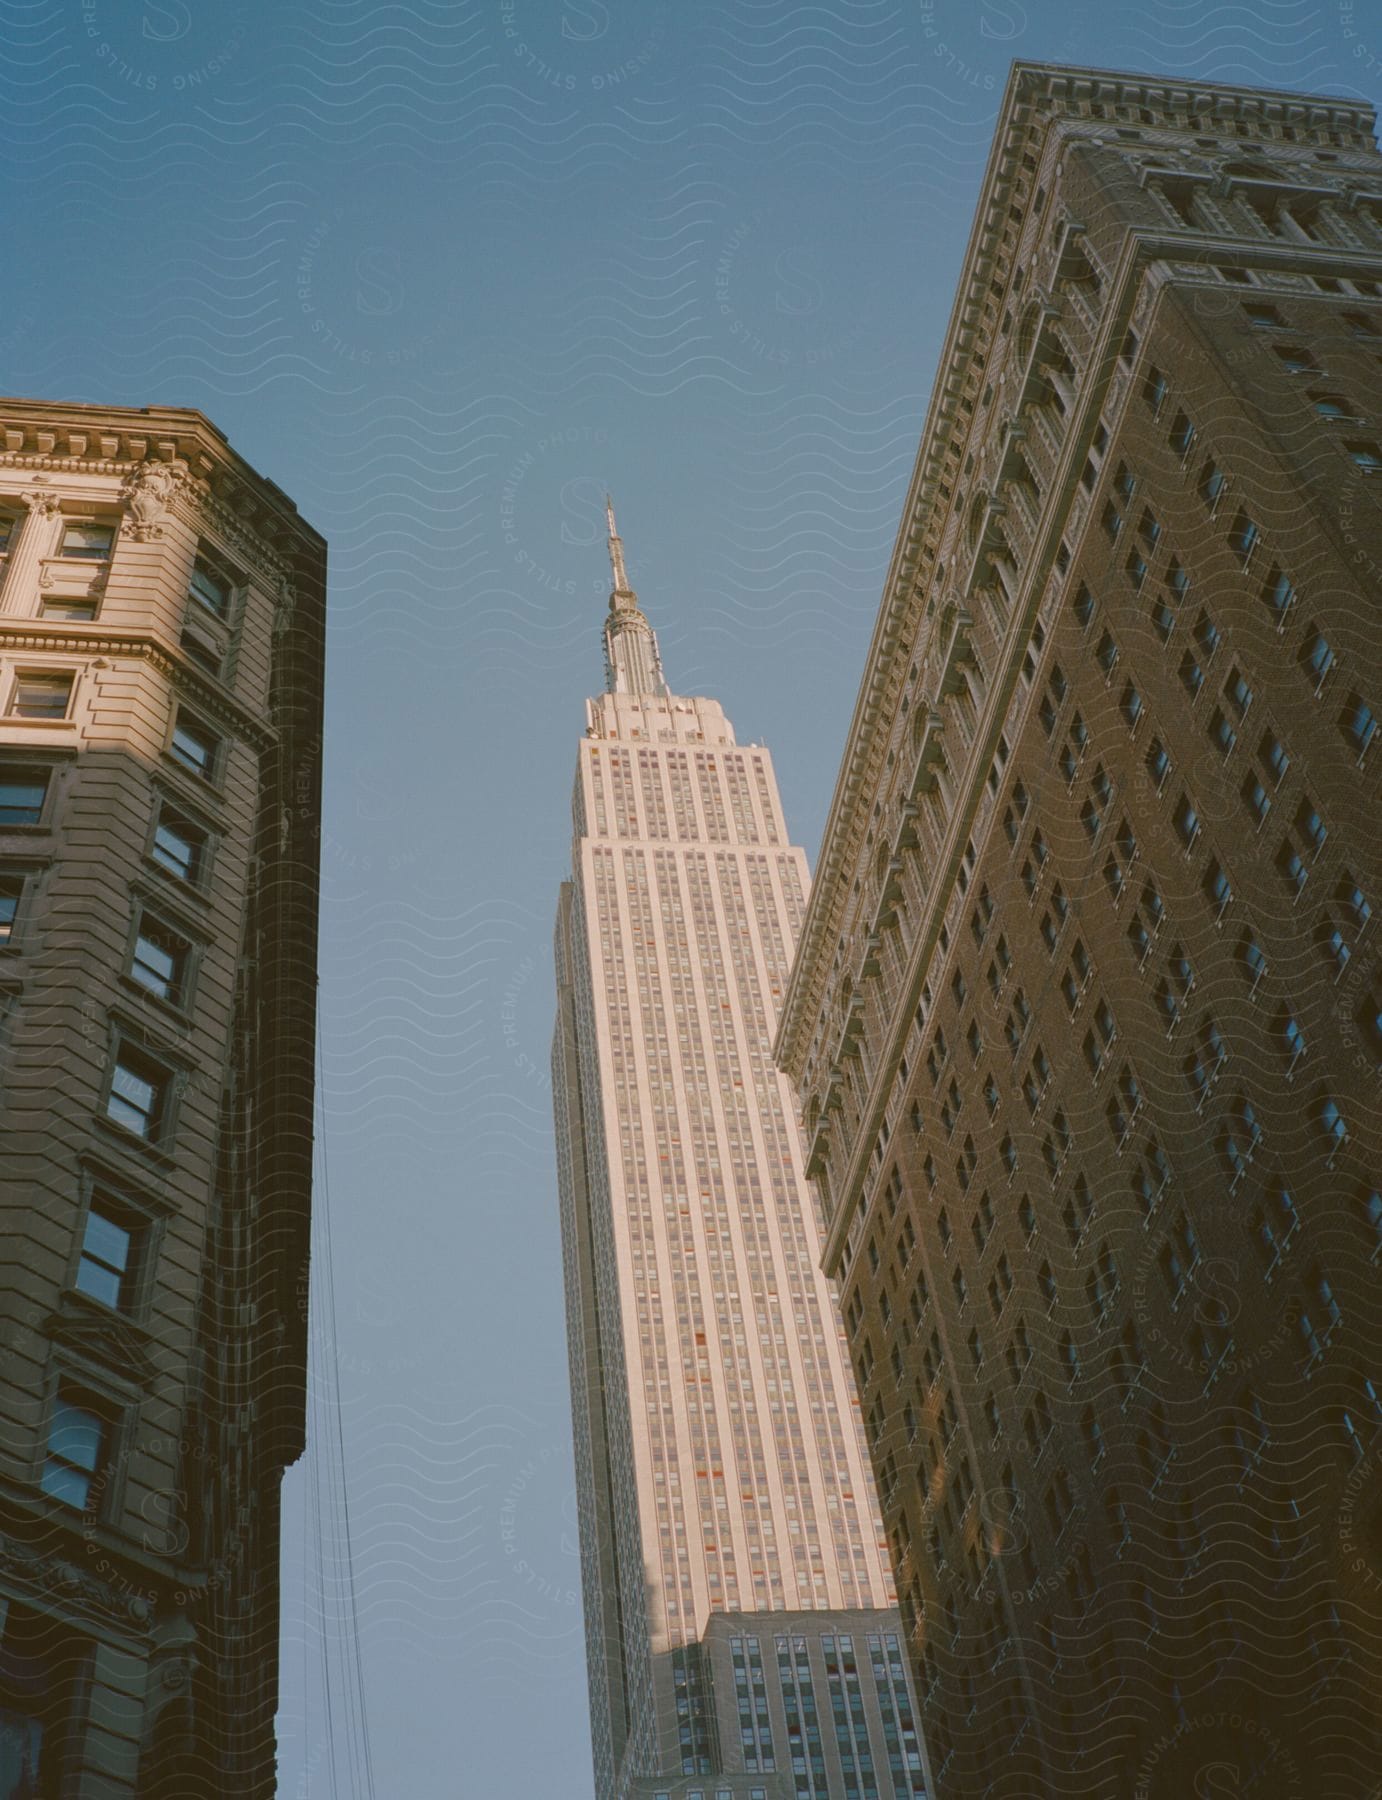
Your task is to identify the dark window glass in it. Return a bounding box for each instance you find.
[76,1206,134,1310]
[42,1394,107,1509]
[0,768,49,826]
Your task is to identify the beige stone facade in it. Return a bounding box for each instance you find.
[0,399,324,1796]
[777,65,1382,1797]
[552,517,930,1799]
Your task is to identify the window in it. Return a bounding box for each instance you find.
[1272,345,1317,374]
[1296,799,1328,858]
[1040,886,1069,954]
[1279,1008,1307,1070]
[1159,1211,1201,1301]
[130,918,190,1007]
[0,871,24,942]
[106,1043,172,1142]
[1343,310,1380,339]
[1317,914,1353,977]
[1300,626,1335,689]
[1073,584,1095,628]
[58,521,114,560]
[1208,707,1236,757]
[1199,459,1227,508]
[1311,392,1354,422]
[1277,839,1308,897]
[42,1390,109,1509]
[188,553,233,619]
[8,672,73,720]
[0,765,49,827]
[1145,738,1170,788]
[1260,731,1289,784]
[151,808,207,886]
[1186,1020,1226,1101]
[43,593,99,622]
[1179,648,1205,699]
[1339,873,1372,933]
[1346,439,1382,473]
[169,713,220,780]
[1262,564,1295,623]
[1243,302,1286,328]
[1143,367,1169,412]
[1194,612,1221,660]
[1237,930,1268,990]
[1318,1096,1348,1156]
[1243,774,1271,826]
[1205,858,1233,918]
[75,1201,138,1311]
[1173,796,1200,849]
[1340,692,1377,758]
[1228,511,1259,562]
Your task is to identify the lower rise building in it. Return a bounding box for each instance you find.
[0,398,324,1797]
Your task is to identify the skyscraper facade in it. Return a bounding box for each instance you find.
[552,507,931,1800]
[0,399,325,1797]
[776,64,1382,1797]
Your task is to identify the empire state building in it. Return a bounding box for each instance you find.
[551,506,931,1800]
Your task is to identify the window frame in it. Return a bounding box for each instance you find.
[38,1374,130,1521]
[56,518,116,563]
[147,795,215,894]
[6,668,76,723]
[0,756,62,831]
[67,1171,164,1320]
[101,1028,186,1154]
[124,899,199,1015]
[166,707,224,786]
[187,546,238,622]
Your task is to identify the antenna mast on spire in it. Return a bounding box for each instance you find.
[606,493,632,597]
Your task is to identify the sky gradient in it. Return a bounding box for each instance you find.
[4,0,1377,1791]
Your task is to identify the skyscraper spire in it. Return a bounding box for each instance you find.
[606,493,632,598]
[601,493,668,697]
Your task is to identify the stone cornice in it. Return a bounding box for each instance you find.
[0,398,325,565]
[775,62,1380,1081]
[0,624,277,752]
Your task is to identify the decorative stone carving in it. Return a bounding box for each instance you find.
[0,1533,155,1634]
[20,487,62,518]
[122,457,192,541]
[43,1295,157,1384]
[272,577,297,638]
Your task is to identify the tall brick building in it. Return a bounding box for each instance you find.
[777,65,1382,1797]
[0,400,324,1796]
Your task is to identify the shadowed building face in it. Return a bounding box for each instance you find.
[0,398,324,1798]
[776,61,1382,1800]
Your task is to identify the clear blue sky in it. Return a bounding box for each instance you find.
[4,0,1374,1791]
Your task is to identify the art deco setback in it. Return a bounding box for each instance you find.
[777,64,1382,1799]
[0,399,325,1799]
